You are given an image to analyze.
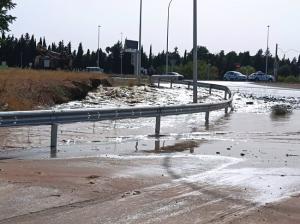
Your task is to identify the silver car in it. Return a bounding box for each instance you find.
[248,71,275,82]
[167,72,184,80]
[223,71,247,81]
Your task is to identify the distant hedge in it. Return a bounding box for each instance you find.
[278,75,300,83]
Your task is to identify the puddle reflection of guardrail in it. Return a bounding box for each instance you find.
[0,81,233,151]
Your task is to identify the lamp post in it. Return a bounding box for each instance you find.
[120,32,123,75]
[193,0,198,103]
[265,25,270,74]
[97,25,101,68]
[138,0,143,83]
[166,0,174,74]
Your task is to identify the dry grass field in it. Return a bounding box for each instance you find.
[0,68,111,111]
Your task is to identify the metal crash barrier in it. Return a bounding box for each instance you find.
[0,81,233,150]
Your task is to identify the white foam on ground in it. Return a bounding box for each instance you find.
[183,167,300,204]
[99,154,300,204]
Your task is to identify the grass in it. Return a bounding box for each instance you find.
[0,68,110,111]
[0,68,109,82]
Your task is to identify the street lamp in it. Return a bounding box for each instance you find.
[193,0,198,103]
[97,25,101,68]
[120,32,123,75]
[138,0,143,83]
[166,0,174,75]
[265,25,270,74]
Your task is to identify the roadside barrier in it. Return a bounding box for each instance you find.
[0,81,233,150]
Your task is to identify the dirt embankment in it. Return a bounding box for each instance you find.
[0,69,112,111]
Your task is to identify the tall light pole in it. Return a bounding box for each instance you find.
[193,0,198,103]
[166,0,174,74]
[120,32,123,75]
[265,25,270,74]
[138,0,143,83]
[97,25,101,68]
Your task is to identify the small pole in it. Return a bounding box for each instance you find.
[155,115,161,136]
[205,112,209,125]
[51,124,58,149]
[170,79,173,88]
[155,140,160,152]
[209,86,212,95]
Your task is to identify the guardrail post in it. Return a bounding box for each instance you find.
[158,79,160,88]
[209,86,212,95]
[170,79,173,89]
[155,140,160,151]
[205,112,209,125]
[225,107,229,114]
[155,115,161,136]
[224,91,229,114]
[51,124,58,149]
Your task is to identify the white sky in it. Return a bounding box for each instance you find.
[9,0,300,58]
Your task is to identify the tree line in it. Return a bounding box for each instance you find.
[1,1,300,80]
[1,33,300,80]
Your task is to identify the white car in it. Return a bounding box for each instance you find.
[86,67,104,73]
[248,71,275,82]
[166,72,184,80]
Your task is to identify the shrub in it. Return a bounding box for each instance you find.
[284,76,299,83]
[277,76,285,82]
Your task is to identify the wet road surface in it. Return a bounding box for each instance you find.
[0,82,300,223]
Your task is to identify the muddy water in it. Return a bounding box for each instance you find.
[0,82,300,204]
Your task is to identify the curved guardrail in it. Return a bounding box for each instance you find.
[0,81,233,149]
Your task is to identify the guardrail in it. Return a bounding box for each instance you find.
[0,81,233,150]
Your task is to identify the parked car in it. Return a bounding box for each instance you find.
[166,72,184,80]
[86,67,104,73]
[223,71,247,81]
[248,71,275,82]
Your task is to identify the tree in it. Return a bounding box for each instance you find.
[238,66,255,76]
[74,43,84,69]
[0,0,16,35]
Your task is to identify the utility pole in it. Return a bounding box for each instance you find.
[274,43,278,81]
[265,25,270,74]
[138,0,143,84]
[193,0,198,103]
[97,25,101,68]
[120,32,123,75]
[166,0,174,75]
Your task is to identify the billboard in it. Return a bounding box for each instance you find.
[125,39,138,50]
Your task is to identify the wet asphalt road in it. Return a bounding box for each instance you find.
[0,81,300,205]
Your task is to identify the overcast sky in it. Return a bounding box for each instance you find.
[9,0,300,58]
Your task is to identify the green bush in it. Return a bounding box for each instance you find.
[277,76,285,82]
[238,66,255,76]
[284,76,300,83]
